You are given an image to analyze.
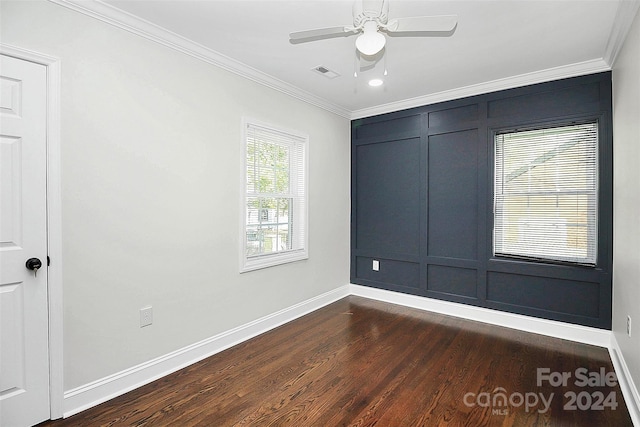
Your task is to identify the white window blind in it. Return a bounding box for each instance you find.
[241,120,308,272]
[494,122,598,265]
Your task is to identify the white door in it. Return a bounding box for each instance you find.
[0,54,50,426]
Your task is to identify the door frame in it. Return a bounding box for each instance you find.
[1,43,64,420]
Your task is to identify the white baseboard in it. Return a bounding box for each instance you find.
[610,334,640,426]
[63,283,638,423]
[349,284,611,348]
[62,285,350,417]
[351,285,639,425]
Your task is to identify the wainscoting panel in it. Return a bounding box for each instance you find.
[351,72,613,329]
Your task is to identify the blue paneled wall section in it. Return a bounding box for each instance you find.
[350,72,613,329]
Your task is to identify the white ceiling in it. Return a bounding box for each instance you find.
[60,0,630,118]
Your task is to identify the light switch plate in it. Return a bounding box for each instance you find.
[372,260,380,271]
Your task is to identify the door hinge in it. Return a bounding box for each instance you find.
[47,255,50,266]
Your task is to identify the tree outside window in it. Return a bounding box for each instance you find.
[241,120,307,272]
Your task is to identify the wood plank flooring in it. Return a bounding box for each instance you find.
[39,296,633,426]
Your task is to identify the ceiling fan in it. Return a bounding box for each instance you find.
[289,0,458,56]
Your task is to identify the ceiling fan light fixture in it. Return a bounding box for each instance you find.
[355,21,386,56]
[368,78,384,87]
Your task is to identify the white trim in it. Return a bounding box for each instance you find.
[47,1,623,121]
[604,0,640,66]
[59,284,640,421]
[45,54,64,422]
[239,118,309,273]
[62,285,350,417]
[350,59,611,119]
[0,44,64,420]
[47,0,351,119]
[353,284,639,423]
[349,284,611,347]
[610,334,640,426]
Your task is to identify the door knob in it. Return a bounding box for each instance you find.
[25,258,43,277]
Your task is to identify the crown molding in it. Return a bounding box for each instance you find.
[48,0,629,121]
[604,0,640,66]
[48,0,352,119]
[351,58,611,119]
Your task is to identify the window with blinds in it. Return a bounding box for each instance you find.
[241,120,308,272]
[494,122,598,265]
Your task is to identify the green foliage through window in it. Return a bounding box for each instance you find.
[242,121,307,269]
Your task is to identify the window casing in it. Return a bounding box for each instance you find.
[241,119,308,272]
[493,122,598,266]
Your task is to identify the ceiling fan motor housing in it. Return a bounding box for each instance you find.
[353,0,389,27]
[289,0,458,60]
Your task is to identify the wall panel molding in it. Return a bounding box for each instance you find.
[62,284,638,421]
[351,284,610,347]
[351,72,614,329]
[351,59,610,119]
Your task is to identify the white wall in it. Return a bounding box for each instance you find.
[1,0,350,391]
[612,3,640,407]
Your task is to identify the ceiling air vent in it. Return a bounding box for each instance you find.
[312,65,340,79]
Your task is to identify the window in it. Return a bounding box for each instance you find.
[494,122,598,265]
[241,119,308,272]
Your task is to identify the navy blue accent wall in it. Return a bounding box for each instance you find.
[351,72,613,329]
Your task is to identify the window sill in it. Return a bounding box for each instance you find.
[240,250,308,273]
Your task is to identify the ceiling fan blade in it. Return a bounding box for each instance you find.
[289,26,356,42]
[386,15,458,33]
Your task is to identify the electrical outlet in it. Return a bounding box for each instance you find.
[140,306,153,328]
[627,315,632,337]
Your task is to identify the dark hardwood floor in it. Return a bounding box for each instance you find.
[39,296,633,426]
